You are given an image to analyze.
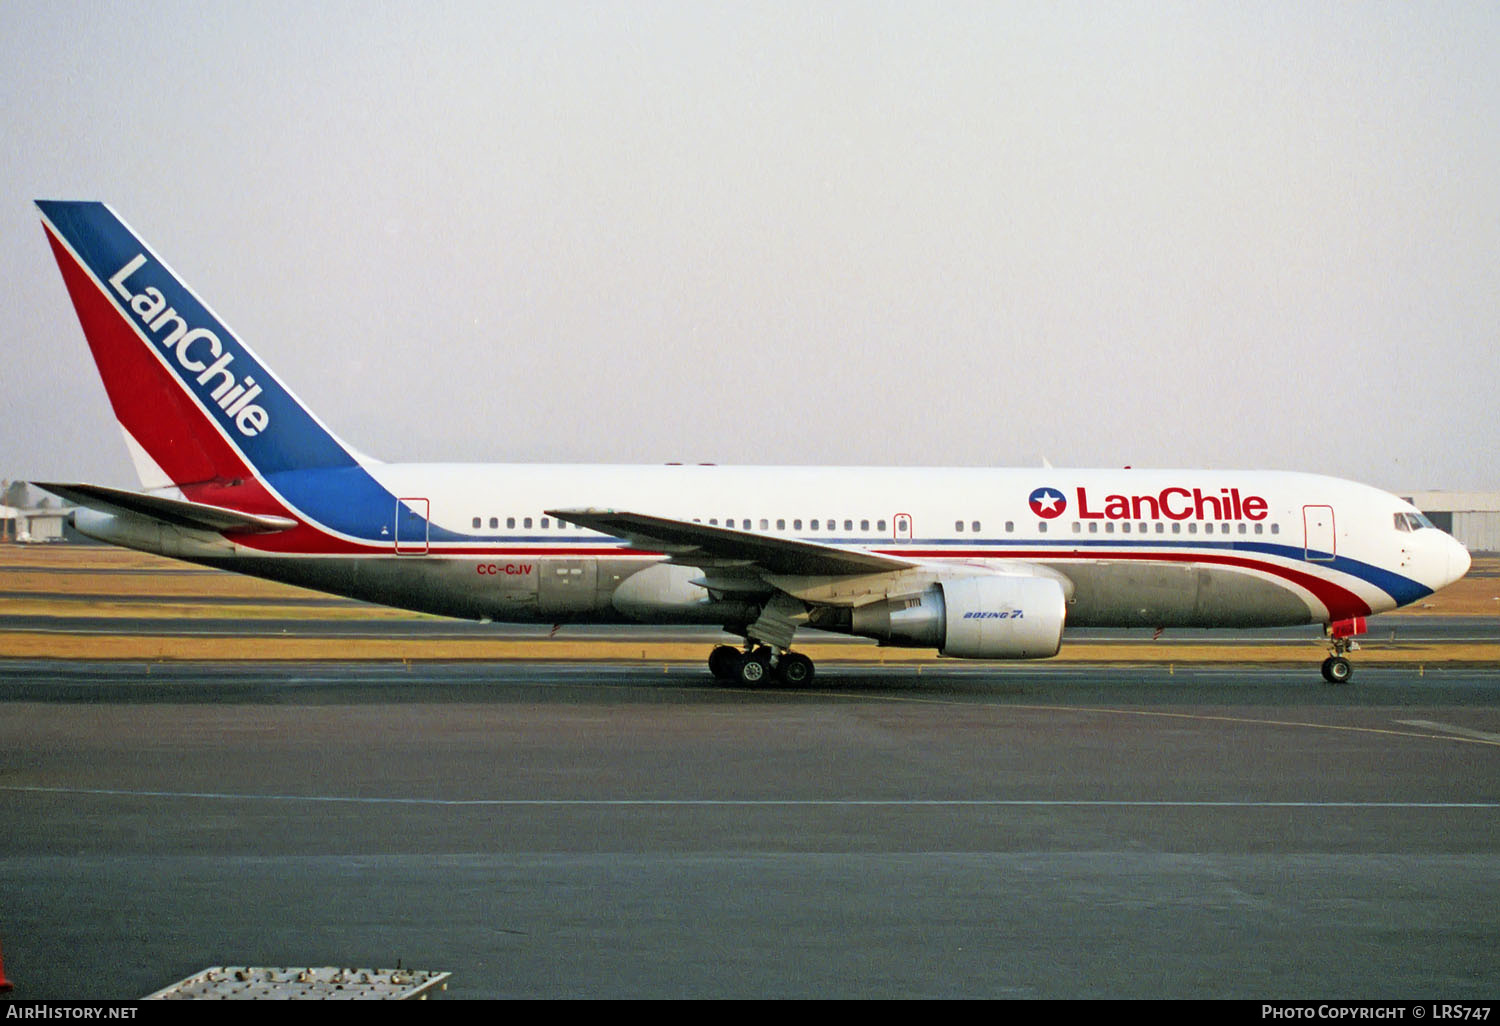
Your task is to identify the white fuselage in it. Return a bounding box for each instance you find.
[97,463,1469,634]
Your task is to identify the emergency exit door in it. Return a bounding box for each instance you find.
[395,497,430,554]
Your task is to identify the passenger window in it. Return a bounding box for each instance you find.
[1205,524,1213,535]
[760,519,769,530]
[471,517,481,529]
[1038,522,1048,533]
[877,520,886,532]
[1072,522,1081,534]
[489,517,499,529]
[1271,524,1280,535]
[860,519,870,531]
[810,519,819,530]
[793,519,802,531]
[955,520,964,532]
[540,518,549,529]
[1005,521,1014,532]
[1088,522,1098,534]
[507,517,516,529]
[844,520,853,531]
[972,521,980,532]
[776,519,785,530]
[524,517,533,528]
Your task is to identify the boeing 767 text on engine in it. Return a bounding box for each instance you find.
[33,201,1472,685]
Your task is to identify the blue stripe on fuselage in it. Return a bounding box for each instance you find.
[886,535,1430,606]
[266,468,467,543]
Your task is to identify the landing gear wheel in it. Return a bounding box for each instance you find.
[778,652,815,687]
[709,645,740,680]
[735,648,773,686]
[1321,656,1353,684]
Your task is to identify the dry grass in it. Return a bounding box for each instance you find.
[0,598,431,621]
[1383,559,1500,617]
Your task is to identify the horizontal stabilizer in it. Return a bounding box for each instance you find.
[547,508,916,576]
[33,482,298,534]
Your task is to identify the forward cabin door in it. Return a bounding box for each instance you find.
[1303,504,1335,562]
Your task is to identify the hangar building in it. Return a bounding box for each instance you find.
[1403,492,1500,554]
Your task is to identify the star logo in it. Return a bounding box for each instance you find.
[1028,487,1066,519]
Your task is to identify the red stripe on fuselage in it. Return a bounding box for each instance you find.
[894,547,1373,620]
[220,540,1374,621]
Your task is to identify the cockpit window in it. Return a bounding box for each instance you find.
[1394,511,1433,532]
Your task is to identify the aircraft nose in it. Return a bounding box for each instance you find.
[1449,536,1472,586]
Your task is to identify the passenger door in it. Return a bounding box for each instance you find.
[394,497,430,555]
[1303,505,1335,562]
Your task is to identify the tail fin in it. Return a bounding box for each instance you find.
[36,201,362,492]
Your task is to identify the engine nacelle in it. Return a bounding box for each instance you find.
[850,574,1066,659]
[939,574,1066,658]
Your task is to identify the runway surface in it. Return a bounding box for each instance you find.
[2,660,1497,999]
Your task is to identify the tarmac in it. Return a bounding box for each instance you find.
[2,658,1497,1000]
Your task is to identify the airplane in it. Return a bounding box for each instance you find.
[32,200,1472,686]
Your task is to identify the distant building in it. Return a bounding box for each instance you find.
[1403,492,1500,554]
[0,504,74,543]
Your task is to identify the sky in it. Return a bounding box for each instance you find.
[2,1,1497,492]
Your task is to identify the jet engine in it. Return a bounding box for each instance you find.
[849,573,1066,659]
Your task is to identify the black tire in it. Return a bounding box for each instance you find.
[709,645,740,680]
[735,649,773,686]
[778,652,815,686]
[1322,656,1353,684]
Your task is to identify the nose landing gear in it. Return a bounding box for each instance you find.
[1320,652,1353,684]
[1320,616,1366,684]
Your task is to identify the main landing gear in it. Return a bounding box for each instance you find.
[708,644,815,687]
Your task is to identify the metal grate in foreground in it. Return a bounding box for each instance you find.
[144,966,451,1000]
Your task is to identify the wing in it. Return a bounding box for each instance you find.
[546,508,917,576]
[34,482,298,534]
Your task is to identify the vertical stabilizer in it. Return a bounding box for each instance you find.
[36,201,360,490]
